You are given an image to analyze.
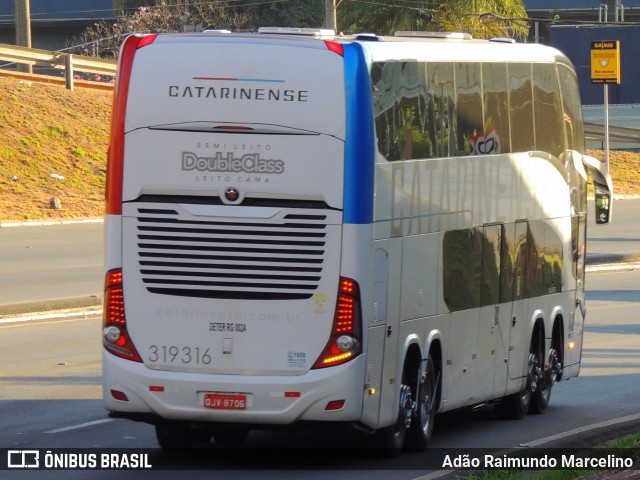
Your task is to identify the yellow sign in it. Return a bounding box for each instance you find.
[591,40,620,84]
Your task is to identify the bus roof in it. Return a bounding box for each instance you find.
[149,29,572,66]
[356,37,569,64]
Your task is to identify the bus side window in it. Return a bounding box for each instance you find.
[533,63,565,158]
[480,225,501,306]
[557,64,585,154]
[455,63,483,156]
[482,63,510,155]
[508,63,535,153]
[443,228,482,311]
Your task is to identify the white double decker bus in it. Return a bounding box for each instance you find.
[103,28,613,452]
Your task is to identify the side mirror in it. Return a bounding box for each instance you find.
[595,185,612,224]
[581,154,613,225]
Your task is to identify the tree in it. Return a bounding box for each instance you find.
[67,1,248,59]
[68,0,529,61]
[68,0,324,59]
[338,0,529,39]
[238,1,324,28]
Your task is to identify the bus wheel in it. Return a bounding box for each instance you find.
[212,427,250,446]
[529,347,559,414]
[155,422,211,448]
[406,355,436,451]
[495,353,536,420]
[374,372,414,456]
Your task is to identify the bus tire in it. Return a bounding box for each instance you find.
[406,355,436,451]
[155,422,211,448]
[495,386,531,420]
[529,347,557,414]
[495,351,537,420]
[212,427,250,446]
[373,370,413,457]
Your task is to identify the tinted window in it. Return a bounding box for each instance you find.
[455,63,483,156]
[483,63,510,154]
[443,221,563,312]
[557,64,585,153]
[372,61,571,162]
[443,228,482,311]
[508,63,535,153]
[533,63,565,157]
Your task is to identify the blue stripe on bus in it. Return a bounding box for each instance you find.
[343,43,375,225]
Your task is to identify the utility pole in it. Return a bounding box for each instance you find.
[15,0,32,73]
[325,0,337,32]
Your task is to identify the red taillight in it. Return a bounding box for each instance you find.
[137,33,158,49]
[106,34,157,215]
[325,40,344,56]
[312,277,362,369]
[103,268,142,362]
[104,269,124,325]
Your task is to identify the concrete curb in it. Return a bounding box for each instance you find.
[586,252,640,273]
[586,261,640,273]
[0,217,103,228]
[0,306,102,325]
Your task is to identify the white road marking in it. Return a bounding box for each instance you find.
[45,418,113,434]
[523,411,640,447]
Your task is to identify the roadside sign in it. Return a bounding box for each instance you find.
[591,40,620,84]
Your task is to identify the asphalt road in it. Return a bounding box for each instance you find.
[586,197,640,260]
[1,269,639,479]
[0,220,103,313]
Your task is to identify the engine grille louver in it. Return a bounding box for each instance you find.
[134,207,329,300]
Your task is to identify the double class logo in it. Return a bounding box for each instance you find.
[181,152,285,174]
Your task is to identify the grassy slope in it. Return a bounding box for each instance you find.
[0,76,637,222]
[0,77,111,222]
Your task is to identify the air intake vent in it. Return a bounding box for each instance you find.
[133,207,332,300]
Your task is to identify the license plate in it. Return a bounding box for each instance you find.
[204,393,247,410]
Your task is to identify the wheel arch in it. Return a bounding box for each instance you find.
[395,334,422,400]
[528,309,546,353]
[400,334,423,386]
[551,312,565,380]
[426,337,443,413]
[551,313,565,351]
[397,332,444,418]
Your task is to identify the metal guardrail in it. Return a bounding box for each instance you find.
[584,122,640,145]
[0,68,114,91]
[0,43,117,90]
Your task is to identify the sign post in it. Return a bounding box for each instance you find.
[591,40,621,172]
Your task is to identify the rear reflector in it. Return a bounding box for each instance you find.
[325,400,345,411]
[111,390,129,402]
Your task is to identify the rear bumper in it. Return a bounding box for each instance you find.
[103,351,366,425]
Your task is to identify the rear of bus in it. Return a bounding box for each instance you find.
[102,32,376,436]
